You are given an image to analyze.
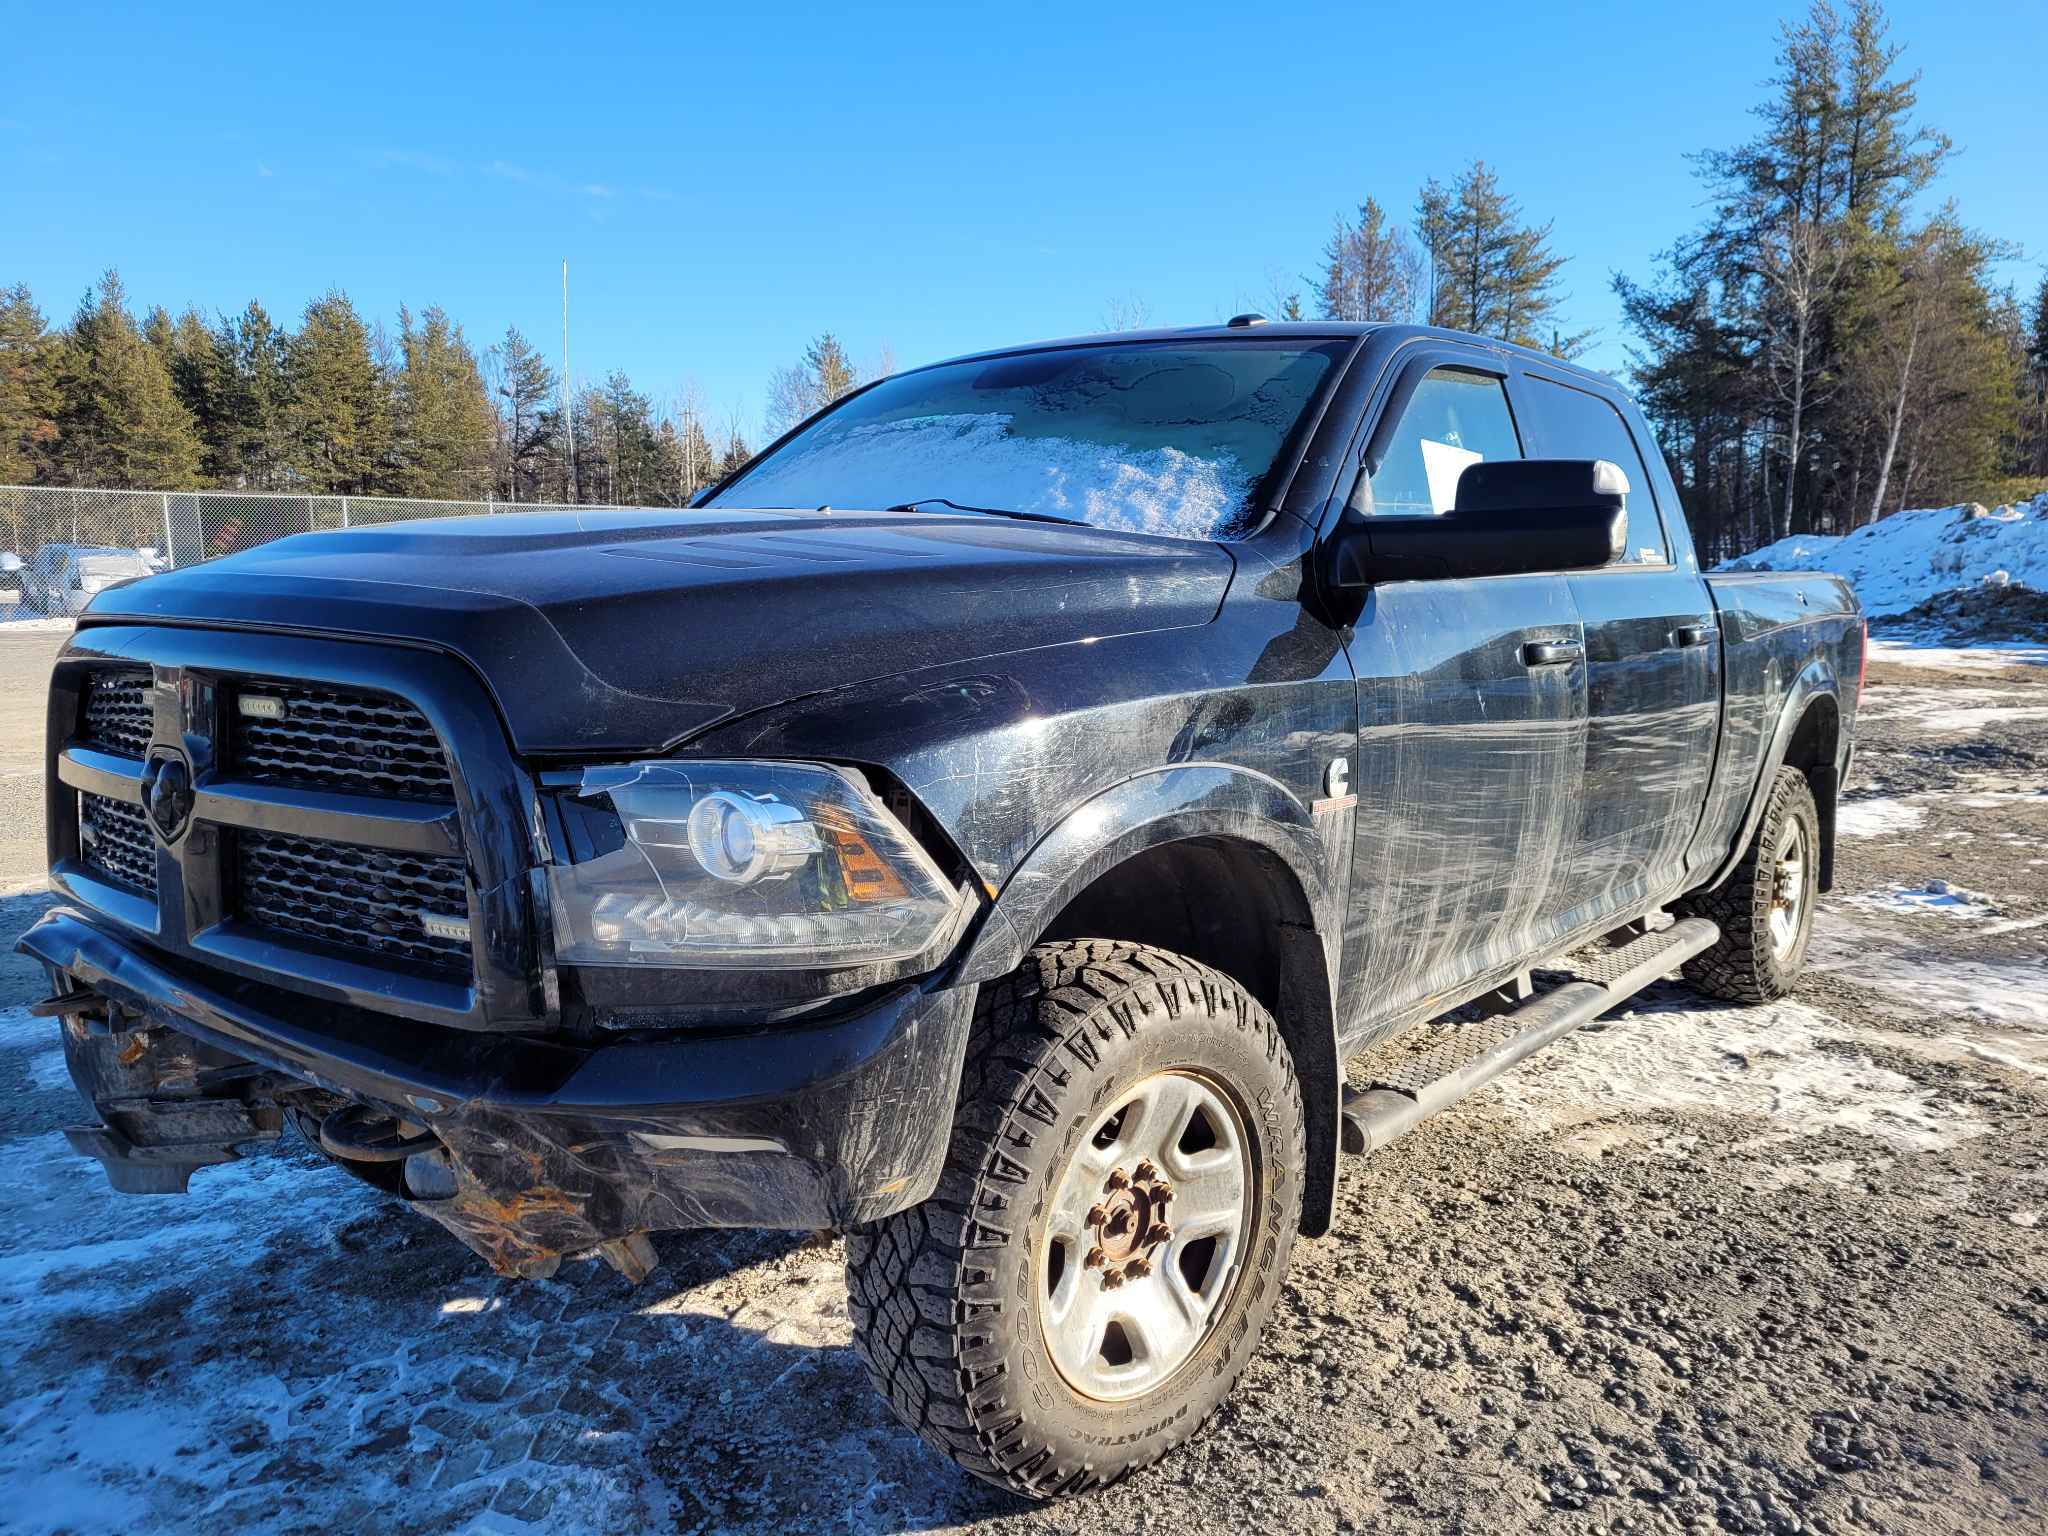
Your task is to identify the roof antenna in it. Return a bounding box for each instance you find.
[1226,313,1268,328]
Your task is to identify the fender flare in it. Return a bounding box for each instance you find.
[1704,659,1843,893]
[953,764,1347,1238]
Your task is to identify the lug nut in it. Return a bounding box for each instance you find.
[1153,1183,1174,1205]
[1102,1266,1127,1289]
[1133,1159,1157,1182]
[1104,1169,1130,1192]
[1083,1246,1106,1270]
[1085,1204,1108,1228]
[1127,1256,1152,1279]
[1147,1223,1173,1247]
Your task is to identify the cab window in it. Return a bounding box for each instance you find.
[1526,377,1668,564]
[1359,367,1521,518]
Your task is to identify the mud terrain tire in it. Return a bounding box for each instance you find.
[1678,766,1821,1003]
[846,940,1304,1498]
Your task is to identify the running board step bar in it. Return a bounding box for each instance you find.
[1340,916,1720,1156]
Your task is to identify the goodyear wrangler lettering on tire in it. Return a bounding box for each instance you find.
[845,940,1306,1498]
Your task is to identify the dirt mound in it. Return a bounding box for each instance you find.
[1872,579,2048,643]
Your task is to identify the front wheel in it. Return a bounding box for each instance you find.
[1677,765,1821,1002]
[847,940,1304,1498]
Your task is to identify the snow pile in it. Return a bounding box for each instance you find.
[724,412,1256,539]
[1719,493,2048,616]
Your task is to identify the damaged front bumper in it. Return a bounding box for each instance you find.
[21,908,978,1277]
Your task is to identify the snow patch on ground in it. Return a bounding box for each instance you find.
[1807,921,2048,1030]
[1846,881,2002,920]
[1856,685,2048,734]
[1491,988,1986,1171]
[1719,494,2048,616]
[3,1005,73,1093]
[1835,799,1928,839]
[0,998,976,1534]
[1948,1039,2048,1079]
[1870,638,2048,671]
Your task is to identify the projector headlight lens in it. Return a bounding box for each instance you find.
[546,761,967,970]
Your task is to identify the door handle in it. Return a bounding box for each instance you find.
[1520,640,1584,668]
[1673,623,1717,648]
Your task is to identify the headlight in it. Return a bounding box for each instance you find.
[546,760,969,971]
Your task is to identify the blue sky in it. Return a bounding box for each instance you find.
[5,0,2041,441]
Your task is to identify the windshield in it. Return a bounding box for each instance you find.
[708,338,1348,540]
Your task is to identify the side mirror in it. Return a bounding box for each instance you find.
[1329,458,1628,587]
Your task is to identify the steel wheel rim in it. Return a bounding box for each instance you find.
[1768,816,1809,958]
[1036,1069,1254,1403]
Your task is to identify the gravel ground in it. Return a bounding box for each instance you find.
[0,631,2043,1535]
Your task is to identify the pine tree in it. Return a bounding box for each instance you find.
[1318,198,1422,323]
[2020,270,2048,477]
[1415,177,1454,325]
[52,272,202,488]
[490,326,556,503]
[288,290,390,495]
[807,334,857,405]
[392,305,495,500]
[0,284,59,485]
[1415,163,1585,355]
[215,302,294,490]
[151,306,236,484]
[718,425,752,478]
[1834,0,1949,226]
[1618,0,1996,548]
[585,370,666,506]
[765,333,863,435]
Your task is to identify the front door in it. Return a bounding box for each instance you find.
[1517,368,1721,928]
[1336,356,1589,1049]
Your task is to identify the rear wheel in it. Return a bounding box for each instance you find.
[846,940,1304,1498]
[1677,766,1820,1002]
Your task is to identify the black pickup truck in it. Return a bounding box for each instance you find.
[26,321,1862,1496]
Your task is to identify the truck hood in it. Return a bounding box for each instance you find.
[81,507,1235,755]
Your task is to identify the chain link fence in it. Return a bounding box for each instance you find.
[0,484,596,623]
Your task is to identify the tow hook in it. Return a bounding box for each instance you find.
[317,1103,441,1163]
[317,1104,465,1205]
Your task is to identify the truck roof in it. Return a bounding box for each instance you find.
[912,320,1626,396]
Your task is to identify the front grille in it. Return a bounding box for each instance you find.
[236,829,470,976]
[230,681,454,801]
[80,792,157,895]
[82,669,153,758]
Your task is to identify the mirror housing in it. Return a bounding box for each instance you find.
[1328,458,1629,587]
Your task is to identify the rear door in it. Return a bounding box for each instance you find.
[1336,350,1589,1045]
[1517,368,1720,929]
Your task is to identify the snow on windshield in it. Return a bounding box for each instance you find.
[726,411,1255,540]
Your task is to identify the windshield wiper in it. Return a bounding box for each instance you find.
[885,497,1086,528]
